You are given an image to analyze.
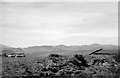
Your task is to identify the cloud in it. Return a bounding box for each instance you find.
[1,2,118,47]
[1,0,119,2]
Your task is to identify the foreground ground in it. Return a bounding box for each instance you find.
[1,53,120,78]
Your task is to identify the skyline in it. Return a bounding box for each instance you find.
[1,2,118,47]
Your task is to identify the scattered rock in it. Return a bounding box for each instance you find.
[2,53,120,77]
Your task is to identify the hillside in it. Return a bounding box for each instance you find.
[0,44,12,50]
[0,44,24,54]
[0,44,13,54]
[2,53,120,77]
[23,44,118,57]
[1,44,120,77]
[0,44,118,57]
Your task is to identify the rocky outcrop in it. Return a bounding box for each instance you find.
[2,54,120,77]
[30,54,89,76]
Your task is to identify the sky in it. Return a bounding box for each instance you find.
[0,0,119,2]
[0,2,118,47]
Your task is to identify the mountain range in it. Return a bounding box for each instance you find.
[0,44,119,56]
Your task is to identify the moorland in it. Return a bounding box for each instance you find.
[0,44,120,78]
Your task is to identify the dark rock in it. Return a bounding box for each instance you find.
[74,54,89,67]
[68,54,89,68]
[47,67,59,73]
[49,54,62,58]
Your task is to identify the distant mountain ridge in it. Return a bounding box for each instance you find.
[22,44,118,56]
[25,44,118,50]
[0,44,118,56]
[0,44,23,54]
[0,44,12,49]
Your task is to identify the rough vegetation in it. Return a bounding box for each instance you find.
[2,53,120,78]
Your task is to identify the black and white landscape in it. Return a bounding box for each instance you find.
[1,44,120,78]
[0,1,119,78]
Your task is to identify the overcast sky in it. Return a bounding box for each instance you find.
[0,2,118,47]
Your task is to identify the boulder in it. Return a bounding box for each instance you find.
[68,54,89,68]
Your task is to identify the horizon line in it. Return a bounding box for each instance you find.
[0,43,118,48]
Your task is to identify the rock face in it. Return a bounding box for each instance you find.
[2,54,120,77]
